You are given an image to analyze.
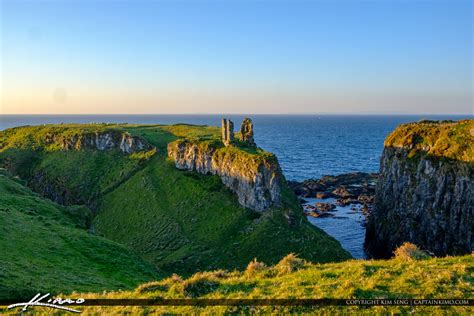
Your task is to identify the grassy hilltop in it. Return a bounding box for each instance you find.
[0,123,350,297]
[366,119,474,258]
[384,119,473,162]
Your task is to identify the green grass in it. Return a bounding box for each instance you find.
[37,254,473,314]
[0,122,471,314]
[0,147,147,205]
[384,119,473,162]
[0,124,154,204]
[0,123,120,151]
[33,150,147,205]
[0,170,160,300]
[0,123,351,281]
[93,127,350,275]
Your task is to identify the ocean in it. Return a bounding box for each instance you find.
[1,114,470,258]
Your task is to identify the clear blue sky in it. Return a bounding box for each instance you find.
[1,0,472,114]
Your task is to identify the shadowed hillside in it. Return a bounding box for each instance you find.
[0,170,160,299]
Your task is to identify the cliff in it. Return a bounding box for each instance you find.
[0,125,155,206]
[0,124,152,153]
[365,120,473,258]
[167,139,282,211]
[52,130,151,153]
[0,123,351,278]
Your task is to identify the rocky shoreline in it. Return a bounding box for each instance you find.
[288,172,378,218]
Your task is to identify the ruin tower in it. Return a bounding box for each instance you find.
[221,118,234,146]
[240,118,255,146]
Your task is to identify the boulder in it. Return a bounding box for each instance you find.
[315,191,331,199]
[315,202,336,212]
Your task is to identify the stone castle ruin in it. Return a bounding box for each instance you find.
[221,118,255,147]
[240,118,255,146]
[221,118,234,146]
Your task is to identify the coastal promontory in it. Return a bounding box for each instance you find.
[365,120,473,258]
[0,121,350,285]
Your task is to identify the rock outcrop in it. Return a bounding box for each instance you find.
[365,120,473,258]
[240,118,255,146]
[289,172,377,209]
[168,140,282,211]
[221,119,234,147]
[288,172,377,199]
[46,130,151,153]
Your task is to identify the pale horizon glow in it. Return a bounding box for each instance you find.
[1,1,473,115]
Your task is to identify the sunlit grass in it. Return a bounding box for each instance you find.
[49,253,474,314]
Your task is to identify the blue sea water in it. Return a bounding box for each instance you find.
[304,197,367,259]
[1,114,470,258]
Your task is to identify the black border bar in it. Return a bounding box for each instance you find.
[1,299,472,307]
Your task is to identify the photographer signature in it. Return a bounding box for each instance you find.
[7,293,85,313]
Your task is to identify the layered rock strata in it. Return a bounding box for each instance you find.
[47,130,151,153]
[168,140,282,211]
[365,120,473,258]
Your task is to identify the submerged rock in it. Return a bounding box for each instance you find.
[304,209,335,218]
[335,198,360,206]
[315,202,336,212]
[331,186,353,198]
[315,191,331,199]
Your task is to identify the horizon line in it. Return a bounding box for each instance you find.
[1,113,473,116]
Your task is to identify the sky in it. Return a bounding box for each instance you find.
[0,0,472,115]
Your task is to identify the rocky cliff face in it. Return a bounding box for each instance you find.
[47,130,150,153]
[168,140,282,211]
[365,120,473,258]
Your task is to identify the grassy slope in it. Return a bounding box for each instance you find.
[43,254,473,314]
[0,123,350,280]
[0,171,160,299]
[94,124,350,275]
[0,124,150,205]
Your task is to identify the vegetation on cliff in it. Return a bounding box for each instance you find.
[164,122,277,172]
[384,119,473,162]
[0,123,351,295]
[167,137,281,211]
[0,124,155,205]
